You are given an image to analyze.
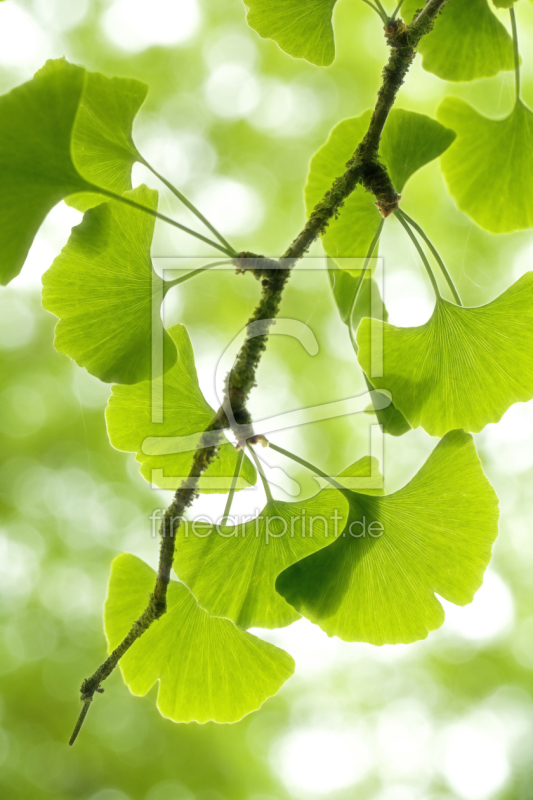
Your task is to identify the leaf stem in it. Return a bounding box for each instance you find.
[95,187,235,257]
[361,0,388,24]
[373,0,390,23]
[396,210,462,305]
[220,449,245,523]
[164,260,232,290]
[510,6,521,103]
[394,210,441,300]
[246,444,273,503]
[391,0,405,21]
[267,442,346,494]
[347,218,385,353]
[140,158,237,255]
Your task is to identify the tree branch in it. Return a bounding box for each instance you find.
[69,0,450,744]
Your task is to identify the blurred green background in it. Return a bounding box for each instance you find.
[2,0,533,798]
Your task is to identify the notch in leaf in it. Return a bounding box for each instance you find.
[402,0,515,82]
[357,272,533,438]
[173,486,350,629]
[42,185,177,385]
[306,109,455,264]
[277,431,499,645]
[244,0,339,67]
[105,554,295,723]
[106,322,257,492]
[0,58,146,286]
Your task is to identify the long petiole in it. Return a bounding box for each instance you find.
[267,441,346,493]
[346,217,385,353]
[246,444,273,503]
[164,260,232,290]
[391,0,405,21]
[394,210,442,300]
[140,158,237,256]
[220,449,245,524]
[94,187,235,257]
[510,7,521,103]
[373,0,390,23]
[396,210,462,305]
[361,0,389,24]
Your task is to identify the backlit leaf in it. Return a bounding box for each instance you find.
[244,0,338,66]
[106,323,257,492]
[105,554,295,723]
[42,185,177,385]
[357,273,533,437]
[277,431,499,645]
[402,0,515,82]
[437,98,533,233]
[0,58,147,285]
[173,487,350,629]
[306,109,455,263]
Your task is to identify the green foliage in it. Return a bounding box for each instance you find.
[277,431,499,645]
[42,185,177,385]
[106,323,257,491]
[358,273,533,437]
[438,97,533,233]
[402,0,515,81]
[244,0,338,66]
[105,554,295,723]
[173,488,349,629]
[0,58,146,286]
[306,109,455,263]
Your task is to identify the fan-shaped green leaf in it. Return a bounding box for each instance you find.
[67,69,146,212]
[173,487,350,629]
[306,109,455,263]
[277,431,499,645]
[437,97,533,233]
[357,273,533,438]
[106,322,257,492]
[105,554,295,723]
[0,58,147,285]
[244,0,338,66]
[327,263,411,436]
[42,185,176,385]
[403,0,515,82]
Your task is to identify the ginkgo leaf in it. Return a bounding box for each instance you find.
[402,0,515,82]
[276,431,499,645]
[244,0,338,67]
[106,322,257,493]
[437,98,533,234]
[0,58,147,285]
[306,109,455,263]
[173,487,350,629]
[327,263,410,436]
[357,273,533,438]
[105,554,295,723]
[66,69,146,212]
[42,185,177,385]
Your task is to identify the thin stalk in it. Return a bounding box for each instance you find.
[140,159,237,255]
[373,0,390,23]
[94,187,235,257]
[346,217,385,353]
[220,449,244,523]
[510,7,521,103]
[164,260,232,290]
[267,442,346,494]
[246,444,273,503]
[394,211,441,300]
[396,210,462,305]
[361,0,388,23]
[391,0,405,21]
